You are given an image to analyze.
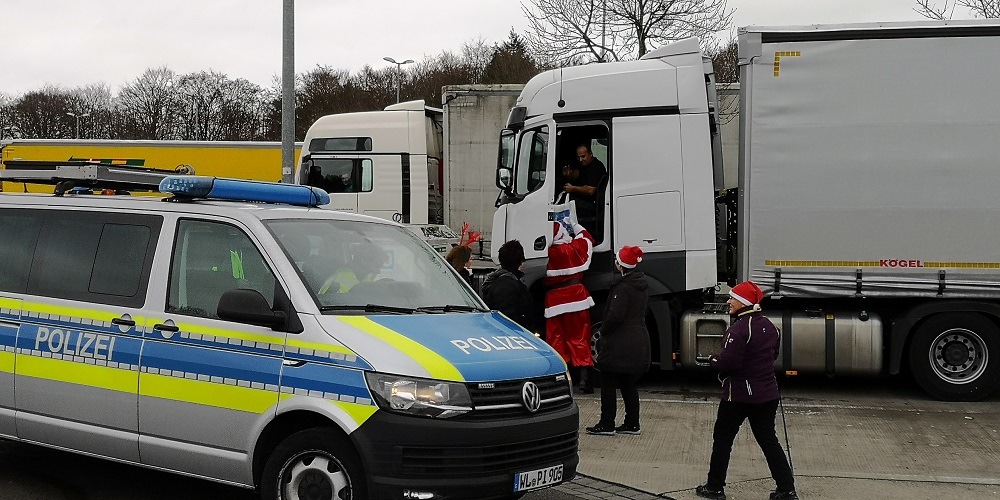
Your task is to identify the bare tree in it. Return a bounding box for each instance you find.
[216,78,270,141]
[462,37,495,84]
[704,36,737,83]
[915,0,1000,19]
[67,83,113,139]
[12,87,73,139]
[524,0,733,64]
[117,67,176,139]
[0,92,18,139]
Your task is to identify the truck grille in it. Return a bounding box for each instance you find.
[400,431,578,477]
[461,375,573,421]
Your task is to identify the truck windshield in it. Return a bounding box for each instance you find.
[265,219,483,312]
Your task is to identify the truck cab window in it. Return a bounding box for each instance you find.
[515,126,548,196]
[303,158,373,194]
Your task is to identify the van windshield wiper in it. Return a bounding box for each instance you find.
[415,304,487,313]
[320,304,417,315]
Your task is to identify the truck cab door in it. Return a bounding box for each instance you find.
[497,122,554,266]
[356,154,412,223]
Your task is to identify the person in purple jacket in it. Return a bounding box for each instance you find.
[696,281,798,500]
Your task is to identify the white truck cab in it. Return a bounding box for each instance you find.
[493,37,721,319]
[295,101,460,253]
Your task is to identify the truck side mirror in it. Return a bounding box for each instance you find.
[497,167,513,191]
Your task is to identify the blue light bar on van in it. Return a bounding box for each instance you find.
[159,176,330,207]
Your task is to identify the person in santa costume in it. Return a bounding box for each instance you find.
[544,219,596,393]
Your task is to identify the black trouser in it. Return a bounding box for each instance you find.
[707,399,794,492]
[598,372,641,426]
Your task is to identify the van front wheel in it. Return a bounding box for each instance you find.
[261,428,366,500]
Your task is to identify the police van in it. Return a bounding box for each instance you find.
[0,167,577,499]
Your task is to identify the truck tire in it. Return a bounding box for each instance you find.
[908,313,1000,401]
[261,428,366,500]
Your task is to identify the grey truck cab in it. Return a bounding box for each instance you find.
[0,171,577,500]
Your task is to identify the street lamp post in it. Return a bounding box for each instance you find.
[66,112,91,139]
[383,56,414,103]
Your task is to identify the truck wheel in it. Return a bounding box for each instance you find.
[261,428,366,500]
[908,313,1000,401]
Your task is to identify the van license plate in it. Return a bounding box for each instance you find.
[513,464,563,492]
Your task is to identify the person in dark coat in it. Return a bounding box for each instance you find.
[481,240,537,333]
[696,281,798,500]
[585,245,650,436]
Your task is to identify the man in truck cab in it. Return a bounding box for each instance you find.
[561,144,607,236]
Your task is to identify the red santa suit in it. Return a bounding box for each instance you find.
[544,221,595,368]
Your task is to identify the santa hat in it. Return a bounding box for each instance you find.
[552,221,573,245]
[730,281,764,311]
[616,245,643,268]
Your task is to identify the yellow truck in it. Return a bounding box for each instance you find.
[0,139,300,192]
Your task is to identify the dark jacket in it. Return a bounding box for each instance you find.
[481,268,536,332]
[710,309,781,403]
[595,270,650,375]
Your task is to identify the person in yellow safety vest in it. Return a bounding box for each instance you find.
[318,242,387,295]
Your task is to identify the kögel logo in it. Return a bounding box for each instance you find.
[880,259,923,268]
[521,381,541,413]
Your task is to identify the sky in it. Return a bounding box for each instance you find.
[2,0,938,96]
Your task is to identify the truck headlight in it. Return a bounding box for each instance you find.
[364,372,472,419]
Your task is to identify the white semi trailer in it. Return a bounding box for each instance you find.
[491,21,1000,401]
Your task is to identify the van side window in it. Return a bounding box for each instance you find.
[0,209,44,293]
[168,220,277,320]
[27,211,161,307]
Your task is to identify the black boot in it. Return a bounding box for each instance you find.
[578,366,594,394]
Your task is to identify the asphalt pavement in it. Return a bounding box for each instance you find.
[1,371,997,499]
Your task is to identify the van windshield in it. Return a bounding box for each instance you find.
[265,219,483,313]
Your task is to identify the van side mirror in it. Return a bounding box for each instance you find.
[497,167,513,191]
[218,289,287,329]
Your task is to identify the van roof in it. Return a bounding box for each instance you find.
[0,191,397,225]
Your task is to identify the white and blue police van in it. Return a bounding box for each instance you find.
[0,169,577,500]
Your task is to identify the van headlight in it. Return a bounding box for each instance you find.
[364,372,473,419]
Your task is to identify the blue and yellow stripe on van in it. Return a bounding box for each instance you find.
[0,299,21,375]
[7,305,378,426]
[349,312,567,383]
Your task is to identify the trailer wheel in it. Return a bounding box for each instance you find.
[908,313,1000,401]
[261,428,366,500]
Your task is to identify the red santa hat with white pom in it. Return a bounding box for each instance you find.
[616,245,643,269]
[730,281,764,312]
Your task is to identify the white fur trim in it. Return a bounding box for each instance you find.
[545,236,593,277]
[616,253,637,269]
[544,296,596,318]
[729,290,752,306]
[553,223,572,244]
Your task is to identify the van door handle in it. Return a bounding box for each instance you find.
[533,236,546,251]
[153,323,179,332]
[112,316,136,327]
[283,359,307,367]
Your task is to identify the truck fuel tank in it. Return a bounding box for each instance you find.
[680,308,883,376]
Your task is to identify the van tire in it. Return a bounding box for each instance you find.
[908,313,1000,401]
[260,428,366,500]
